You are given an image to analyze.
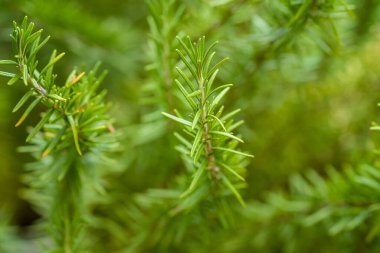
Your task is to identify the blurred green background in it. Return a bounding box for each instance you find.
[1,0,380,252]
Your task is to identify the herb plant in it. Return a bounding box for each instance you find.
[0,0,380,253]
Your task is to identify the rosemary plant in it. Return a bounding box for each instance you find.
[1,0,380,252]
[130,0,183,145]
[238,162,380,252]
[0,17,117,252]
[163,36,253,207]
[145,0,183,112]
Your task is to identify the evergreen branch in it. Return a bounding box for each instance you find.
[146,0,184,111]
[244,164,380,244]
[145,0,183,108]
[1,17,118,252]
[132,0,184,146]
[163,36,252,206]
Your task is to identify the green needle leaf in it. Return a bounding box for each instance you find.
[0,71,15,78]
[191,128,203,157]
[188,90,201,98]
[180,165,205,199]
[13,90,33,112]
[210,130,244,143]
[176,49,198,80]
[41,126,66,158]
[26,109,54,142]
[40,51,65,75]
[208,115,227,132]
[221,109,241,122]
[209,87,230,113]
[15,96,42,127]
[176,36,197,65]
[219,162,245,182]
[7,73,21,85]
[175,79,197,110]
[23,64,28,85]
[208,84,233,99]
[214,147,254,158]
[162,112,192,127]
[0,60,17,65]
[205,69,219,94]
[207,57,229,79]
[174,132,192,149]
[192,110,202,130]
[221,174,246,207]
[68,115,82,156]
[176,67,195,91]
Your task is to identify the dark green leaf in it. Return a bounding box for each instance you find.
[214,147,254,158]
[67,115,82,156]
[26,109,54,142]
[162,112,192,127]
[15,96,42,127]
[180,165,205,199]
[13,90,33,112]
[210,130,244,143]
[221,174,245,207]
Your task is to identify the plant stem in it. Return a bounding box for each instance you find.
[64,219,72,253]
[199,74,219,178]
[53,161,82,253]
[162,34,174,110]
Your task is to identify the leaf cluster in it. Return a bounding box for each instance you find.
[1,17,116,159]
[0,17,118,252]
[163,36,253,207]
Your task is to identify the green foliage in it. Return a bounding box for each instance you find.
[132,0,182,145]
[242,163,380,251]
[0,0,380,252]
[1,17,117,252]
[0,211,25,253]
[163,36,252,207]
